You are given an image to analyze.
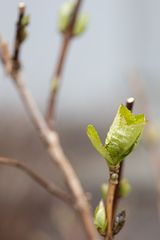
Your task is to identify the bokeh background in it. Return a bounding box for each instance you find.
[0,0,160,239]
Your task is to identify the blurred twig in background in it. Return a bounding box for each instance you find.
[46,0,83,129]
[0,157,71,203]
[0,2,97,239]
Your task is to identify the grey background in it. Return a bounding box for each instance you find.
[0,0,160,239]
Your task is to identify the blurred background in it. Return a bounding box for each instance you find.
[0,0,160,239]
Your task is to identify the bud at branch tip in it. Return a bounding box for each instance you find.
[19,2,26,14]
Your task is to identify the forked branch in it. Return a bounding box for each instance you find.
[0,156,71,203]
[0,2,97,238]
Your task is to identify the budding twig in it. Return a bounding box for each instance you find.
[12,2,26,71]
[105,98,135,240]
[46,0,83,129]
[0,3,97,237]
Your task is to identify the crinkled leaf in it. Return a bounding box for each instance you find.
[87,124,112,165]
[105,104,146,166]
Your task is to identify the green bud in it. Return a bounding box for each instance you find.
[73,14,88,36]
[101,183,108,200]
[21,15,30,27]
[94,200,107,236]
[119,179,131,198]
[58,1,88,36]
[51,77,59,92]
[19,15,30,43]
[87,104,146,167]
[101,180,131,200]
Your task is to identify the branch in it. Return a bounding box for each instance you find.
[0,2,97,237]
[46,0,83,129]
[0,42,97,239]
[12,71,96,240]
[0,156,71,203]
[105,167,119,240]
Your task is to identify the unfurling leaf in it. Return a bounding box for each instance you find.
[94,200,107,236]
[105,104,146,166]
[58,1,88,36]
[86,124,112,165]
[87,104,146,168]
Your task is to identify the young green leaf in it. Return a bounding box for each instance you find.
[105,104,146,166]
[87,105,146,168]
[87,124,112,165]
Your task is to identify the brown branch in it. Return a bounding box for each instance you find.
[0,156,71,203]
[46,0,83,129]
[0,37,96,238]
[0,2,97,237]
[11,70,97,240]
[105,167,119,240]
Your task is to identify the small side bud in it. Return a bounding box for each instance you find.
[119,179,131,198]
[101,183,108,200]
[101,179,131,200]
[19,15,30,44]
[73,13,88,36]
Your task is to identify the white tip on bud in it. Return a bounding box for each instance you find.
[19,2,26,14]
[127,97,135,104]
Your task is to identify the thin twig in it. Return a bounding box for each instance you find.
[12,2,26,71]
[105,167,119,240]
[11,70,97,240]
[46,0,83,129]
[0,156,71,203]
[0,1,97,237]
[0,41,96,238]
